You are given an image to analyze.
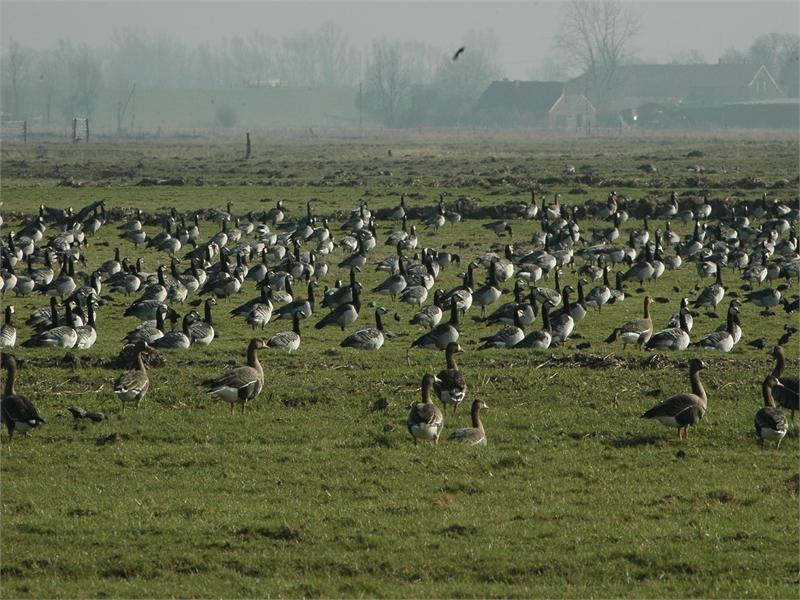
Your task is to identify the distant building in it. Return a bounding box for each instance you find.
[474,80,596,129]
[565,63,784,115]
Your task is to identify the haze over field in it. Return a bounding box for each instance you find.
[3,1,798,80]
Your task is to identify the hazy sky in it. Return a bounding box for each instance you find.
[2,1,798,80]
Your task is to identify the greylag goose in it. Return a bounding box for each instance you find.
[202,338,267,413]
[447,400,488,446]
[1,305,16,347]
[755,377,788,450]
[482,220,513,237]
[605,296,653,350]
[113,341,151,412]
[266,312,304,353]
[641,358,708,439]
[471,260,502,318]
[340,307,388,351]
[407,373,444,446]
[434,342,467,414]
[692,268,725,313]
[1,354,45,441]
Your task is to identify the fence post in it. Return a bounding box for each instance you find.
[72,118,77,143]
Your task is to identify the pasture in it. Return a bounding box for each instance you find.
[1,130,798,598]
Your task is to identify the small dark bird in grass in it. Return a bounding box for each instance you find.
[654,297,670,304]
[748,337,768,350]
[777,331,794,346]
[453,46,465,61]
[673,286,682,293]
[85,411,108,423]
[67,406,87,419]
[394,312,402,322]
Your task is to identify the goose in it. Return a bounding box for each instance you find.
[41,255,77,301]
[444,196,462,225]
[245,293,274,331]
[203,338,267,413]
[150,311,198,350]
[585,267,613,312]
[548,285,575,344]
[409,290,444,331]
[409,300,459,351]
[426,204,446,233]
[433,251,461,271]
[170,258,200,294]
[315,281,361,331]
[73,297,98,349]
[113,341,151,412]
[551,281,588,323]
[274,280,318,321]
[388,193,408,223]
[667,298,694,332]
[767,346,799,418]
[119,227,148,248]
[692,268,725,313]
[511,302,552,349]
[265,200,285,226]
[657,191,679,220]
[485,280,536,327]
[407,373,444,446]
[645,307,691,352]
[118,208,143,233]
[340,307,388,351]
[211,201,234,223]
[372,255,407,301]
[604,296,654,350]
[124,303,172,344]
[1,305,16,347]
[123,299,170,321]
[271,273,295,304]
[135,283,168,304]
[482,220,513,237]
[755,377,788,450]
[434,342,467,414]
[321,267,359,310]
[1,354,45,441]
[621,243,655,285]
[447,399,488,446]
[399,284,429,309]
[530,269,562,308]
[399,225,418,251]
[478,309,525,350]
[188,298,217,346]
[21,299,78,349]
[743,287,781,312]
[266,312,304,353]
[641,358,708,439]
[695,301,742,352]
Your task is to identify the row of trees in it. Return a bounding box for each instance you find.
[3,2,797,128]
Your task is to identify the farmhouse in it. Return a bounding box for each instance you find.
[474,80,596,130]
[565,63,784,121]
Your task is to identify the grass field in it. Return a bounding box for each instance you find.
[1,130,798,598]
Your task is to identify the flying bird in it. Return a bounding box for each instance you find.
[453,46,465,61]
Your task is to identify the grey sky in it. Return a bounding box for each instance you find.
[2,1,798,80]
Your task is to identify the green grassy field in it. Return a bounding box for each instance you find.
[1,131,798,598]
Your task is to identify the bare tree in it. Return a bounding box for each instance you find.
[669,49,708,65]
[365,39,410,126]
[556,1,640,110]
[37,50,61,127]
[2,40,33,119]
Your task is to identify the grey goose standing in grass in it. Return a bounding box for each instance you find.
[340,307,388,351]
[512,302,553,349]
[482,220,513,237]
[641,358,708,440]
[585,266,612,312]
[21,299,78,349]
[447,399,488,446]
[114,340,151,412]
[667,297,694,332]
[530,269,562,308]
[274,281,318,321]
[1,354,45,441]
[189,298,217,346]
[604,296,654,350]
[203,338,267,414]
[409,290,444,331]
[407,373,444,446]
[484,280,536,327]
[73,297,98,350]
[692,268,725,314]
[410,300,460,352]
[150,311,198,350]
[743,287,782,314]
[695,300,741,352]
[471,260,502,318]
[548,285,575,344]
[479,309,526,350]
[434,342,467,414]
[755,377,788,450]
[315,280,361,331]
[266,312,304,353]
[645,307,691,352]
[1,305,16,347]
[767,345,799,419]
[124,303,172,344]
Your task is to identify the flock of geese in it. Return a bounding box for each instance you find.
[1,189,798,448]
